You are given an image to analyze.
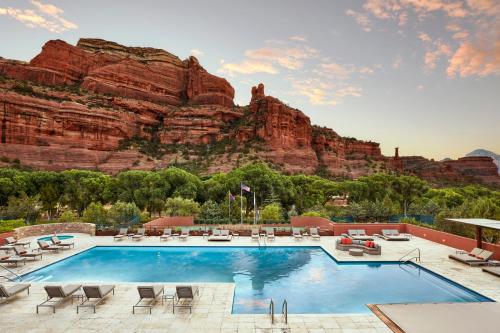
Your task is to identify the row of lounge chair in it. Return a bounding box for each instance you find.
[341,229,410,241]
[1,283,198,314]
[1,237,74,267]
[448,248,495,266]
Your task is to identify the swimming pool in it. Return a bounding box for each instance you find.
[37,235,74,242]
[20,246,492,314]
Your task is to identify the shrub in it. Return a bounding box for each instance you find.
[0,219,25,233]
[82,202,108,225]
[58,210,78,223]
[109,201,141,224]
[260,203,282,221]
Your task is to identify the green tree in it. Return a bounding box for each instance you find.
[260,203,282,221]
[199,200,223,221]
[82,202,108,225]
[5,193,42,223]
[164,197,200,216]
[392,175,429,216]
[109,201,141,225]
[58,210,78,223]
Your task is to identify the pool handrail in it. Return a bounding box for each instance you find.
[269,298,274,324]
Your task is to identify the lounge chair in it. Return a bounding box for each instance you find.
[132,228,145,241]
[0,255,26,267]
[133,285,164,314]
[266,228,275,241]
[310,227,320,240]
[208,229,231,242]
[13,246,43,261]
[5,237,31,247]
[482,266,500,278]
[449,249,494,266]
[173,285,199,313]
[0,283,31,301]
[37,284,82,313]
[347,229,373,241]
[251,229,260,241]
[77,285,115,313]
[380,229,409,241]
[113,228,128,241]
[51,236,75,249]
[37,240,62,253]
[292,228,303,240]
[179,228,189,241]
[160,228,172,241]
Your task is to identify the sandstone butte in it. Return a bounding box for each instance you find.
[0,38,498,186]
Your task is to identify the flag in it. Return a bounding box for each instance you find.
[241,183,251,192]
[229,191,235,201]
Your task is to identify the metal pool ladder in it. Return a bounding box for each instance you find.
[269,299,275,323]
[282,299,288,324]
[0,263,21,282]
[399,248,421,264]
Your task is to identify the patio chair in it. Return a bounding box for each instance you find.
[5,237,31,247]
[310,227,321,240]
[0,255,26,267]
[37,284,82,313]
[113,228,128,241]
[482,266,500,277]
[37,240,63,253]
[133,285,164,314]
[449,249,494,266]
[173,285,199,313]
[51,236,75,249]
[179,228,189,241]
[266,228,275,241]
[13,245,43,261]
[132,228,145,241]
[292,228,303,240]
[347,229,373,241]
[0,283,31,301]
[380,229,409,241]
[160,228,172,241]
[251,229,260,241]
[77,285,115,313]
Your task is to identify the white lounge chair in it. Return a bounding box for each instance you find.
[293,228,303,240]
[160,228,172,241]
[310,227,320,240]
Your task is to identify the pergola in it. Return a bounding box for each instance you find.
[445,218,500,248]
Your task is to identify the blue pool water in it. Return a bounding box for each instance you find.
[38,235,74,242]
[21,246,491,314]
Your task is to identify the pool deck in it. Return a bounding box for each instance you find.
[1,234,499,333]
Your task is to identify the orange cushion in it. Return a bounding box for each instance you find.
[364,241,371,247]
[346,238,353,245]
[20,250,27,255]
[1,256,9,260]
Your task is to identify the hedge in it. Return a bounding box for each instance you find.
[0,219,25,233]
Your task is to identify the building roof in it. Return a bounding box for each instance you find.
[445,218,500,231]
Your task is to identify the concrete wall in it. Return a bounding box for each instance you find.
[14,223,95,239]
[143,216,194,230]
[0,231,14,245]
[291,216,334,231]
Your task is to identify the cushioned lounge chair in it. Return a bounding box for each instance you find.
[208,229,231,242]
[347,229,373,241]
[293,228,303,240]
[113,228,128,241]
[13,245,42,260]
[173,285,199,313]
[160,228,172,241]
[266,228,275,241]
[0,283,31,301]
[133,285,164,314]
[449,249,494,266]
[251,229,260,241]
[132,228,145,241]
[37,284,82,313]
[77,285,115,313]
[51,236,75,249]
[482,266,500,277]
[37,240,62,253]
[0,255,27,267]
[310,227,320,240]
[179,228,189,241]
[380,229,410,241]
[5,237,31,247]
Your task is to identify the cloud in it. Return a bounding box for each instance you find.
[290,35,307,42]
[417,84,424,91]
[190,49,204,58]
[392,55,403,69]
[218,60,278,76]
[288,77,363,106]
[346,9,372,32]
[0,1,77,33]
[447,41,500,77]
[424,40,453,71]
[418,32,432,42]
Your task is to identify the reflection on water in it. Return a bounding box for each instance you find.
[21,246,490,314]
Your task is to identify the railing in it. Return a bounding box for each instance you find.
[269,299,275,324]
[399,248,421,263]
[282,299,288,324]
[0,263,21,282]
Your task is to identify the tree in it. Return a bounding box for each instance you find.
[220,195,245,223]
[58,210,78,223]
[199,200,223,221]
[164,197,200,216]
[82,202,108,225]
[5,193,42,223]
[108,201,141,225]
[260,203,282,221]
[392,175,429,216]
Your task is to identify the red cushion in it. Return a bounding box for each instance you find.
[20,250,27,255]
[346,238,353,245]
[1,256,9,260]
[364,241,371,247]
[371,242,376,248]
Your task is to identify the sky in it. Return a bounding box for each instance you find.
[0,0,499,160]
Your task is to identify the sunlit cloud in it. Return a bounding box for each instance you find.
[346,9,372,32]
[424,40,453,71]
[218,60,278,76]
[0,1,77,33]
[392,54,403,69]
[288,77,363,106]
[290,35,307,42]
[447,41,500,77]
[190,49,204,58]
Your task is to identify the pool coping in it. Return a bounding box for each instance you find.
[18,243,496,311]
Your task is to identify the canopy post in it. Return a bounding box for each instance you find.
[476,226,483,249]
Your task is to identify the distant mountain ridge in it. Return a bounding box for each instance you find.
[467,149,500,174]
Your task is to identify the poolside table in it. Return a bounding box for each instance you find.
[349,248,364,256]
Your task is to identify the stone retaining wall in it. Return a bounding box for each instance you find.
[14,223,95,239]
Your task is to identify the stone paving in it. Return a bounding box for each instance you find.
[0,233,498,332]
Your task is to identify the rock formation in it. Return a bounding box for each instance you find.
[0,38,499,186]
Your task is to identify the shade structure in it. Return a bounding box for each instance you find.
[445,218,500,248]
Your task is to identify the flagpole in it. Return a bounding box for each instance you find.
[240,183,243,224]
[253,191,256,224]
[228,192,231,224]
